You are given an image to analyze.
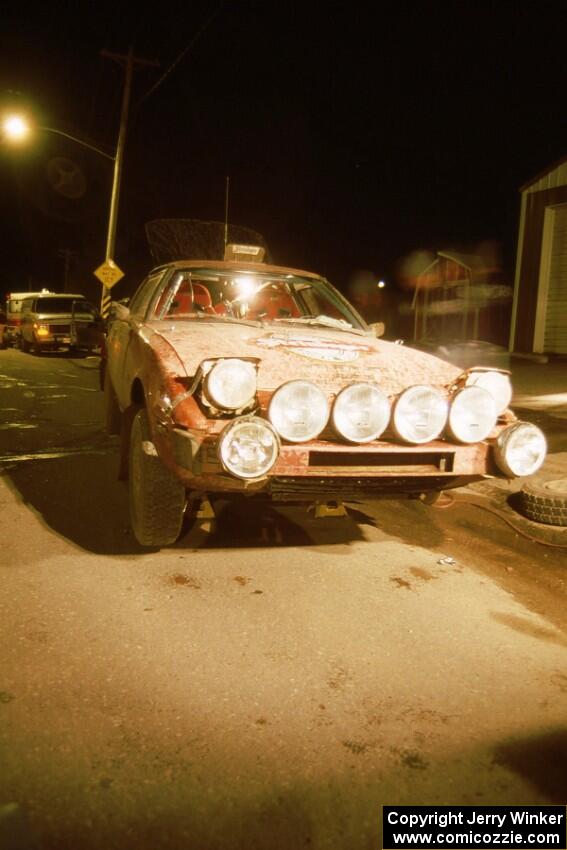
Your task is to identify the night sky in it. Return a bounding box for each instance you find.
[1,0,566,303]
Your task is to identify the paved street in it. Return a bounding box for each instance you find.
[0,348,566,850]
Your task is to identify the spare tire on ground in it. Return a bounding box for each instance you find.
[518,478,567,527]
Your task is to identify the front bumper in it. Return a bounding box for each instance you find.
[165,427,495,498]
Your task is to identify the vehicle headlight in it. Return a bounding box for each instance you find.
[466,370,512,415]
[34,323,50,338]
[494,421,547,477]
[269,380,329,442]
[393,385,448,444]
[218,416,280,479]
[332,383,390,443]
[447,386,497,443]
[204,359,257,411]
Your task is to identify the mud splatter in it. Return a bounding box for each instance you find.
[391,576,412,590]
[410,567,438,582]
[327,665,352,691]
[399,750,429,770]
[168,574,201,589]
[342,740,371,755]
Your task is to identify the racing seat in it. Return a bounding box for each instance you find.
[192,284,215,314]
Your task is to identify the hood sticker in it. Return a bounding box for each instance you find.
[253,333,374,363]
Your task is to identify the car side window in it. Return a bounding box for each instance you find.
[129,270,168,319]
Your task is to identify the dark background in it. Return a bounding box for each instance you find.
[1,0,566,313]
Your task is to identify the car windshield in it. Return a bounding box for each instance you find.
[36,297,84,313]
[149,269,367,332]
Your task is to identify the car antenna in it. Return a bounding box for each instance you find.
[223,175,230,254]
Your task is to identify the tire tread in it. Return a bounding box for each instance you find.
[129,409,185,546]
[519,480,567,527]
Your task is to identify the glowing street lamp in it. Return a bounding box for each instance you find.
[2,114,31,142]
[2,111,122,312]
[2,113,115,160]
[2,51,134,315]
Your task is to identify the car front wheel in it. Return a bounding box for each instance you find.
[129,408,186,547]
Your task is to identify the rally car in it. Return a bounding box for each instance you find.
[102,245,547,547]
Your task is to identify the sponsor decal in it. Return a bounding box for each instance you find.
[253,333,374,363]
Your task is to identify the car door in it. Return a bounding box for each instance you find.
[107,270,168,410]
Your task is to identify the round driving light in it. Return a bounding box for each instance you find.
[269,380,329,442]
[466,370,512,415]
[448,386,497,443]
[218,417,280,479]
[205,359,257,410]
[393,385,448,444]
[494,421,547,477]
[332,383,390,443]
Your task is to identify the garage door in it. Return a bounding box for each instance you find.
[544,204,567,353]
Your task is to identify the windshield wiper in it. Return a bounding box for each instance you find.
[274,315,362,333]
[163,313,263,329]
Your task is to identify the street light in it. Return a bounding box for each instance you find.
[2,113,116,161]
[1,54,133,315]
[2,111,123,311]
[2,114,30,142]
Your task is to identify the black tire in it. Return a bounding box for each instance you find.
[32,339,42,356]
[129,408,186,547]
[104,369,122,436]
[20,335,30,353]
[518,478,567,527]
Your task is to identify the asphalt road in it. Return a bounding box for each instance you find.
[0,348,566,850]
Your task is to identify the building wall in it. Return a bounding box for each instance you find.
[512,184,567,351]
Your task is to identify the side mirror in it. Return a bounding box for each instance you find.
[111,301,130,321]
[370,321,385,338]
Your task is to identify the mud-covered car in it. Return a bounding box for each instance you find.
[103,247,547,547]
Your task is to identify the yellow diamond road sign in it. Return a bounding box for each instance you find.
[94,259,124,288]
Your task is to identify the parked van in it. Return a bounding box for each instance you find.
[0,289,52,348]
[19,293,104,355]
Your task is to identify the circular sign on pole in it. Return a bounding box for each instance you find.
[47,157,86,199]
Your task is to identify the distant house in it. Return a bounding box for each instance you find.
[510,156,567,354]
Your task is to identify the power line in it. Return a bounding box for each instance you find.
[134,2,224,110]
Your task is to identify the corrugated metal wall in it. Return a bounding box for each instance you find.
[512,181,567,352]
[543,204,567,353]
[525,161,567,194]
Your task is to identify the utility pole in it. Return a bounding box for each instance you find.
[57,247,78,292]
[97,47,158,318]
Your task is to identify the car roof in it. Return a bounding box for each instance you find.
[27,293,86,299]
[155,259,325,281]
